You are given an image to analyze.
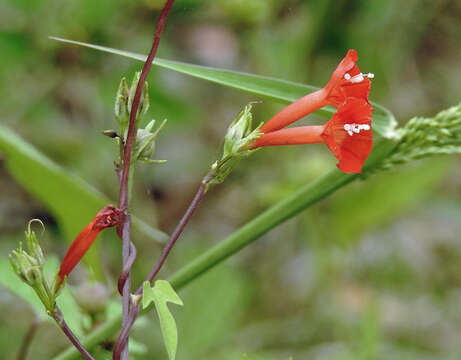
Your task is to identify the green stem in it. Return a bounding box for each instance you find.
[51,137,397,360]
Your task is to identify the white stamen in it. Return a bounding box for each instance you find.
[345,72,375,83]
[344,123,371,136]
[349,73,364,83]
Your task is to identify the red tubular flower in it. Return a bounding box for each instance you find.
[58,205,123,284]
[253,98,374,173]
[260,49,373,134]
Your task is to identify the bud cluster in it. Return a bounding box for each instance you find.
[106,73,167,166]
[377,102,461,171]
[134,119,168,164]
[9,220,58,313]
[209,104,262,187]
[114,73,150,139]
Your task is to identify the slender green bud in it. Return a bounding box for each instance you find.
[9,254,27,282]
[128,72,150,121]
[24,266,43,285]
[25,220,45,266]
[115,77,130,135]
[115,77,129,118]
[114,73,150,139]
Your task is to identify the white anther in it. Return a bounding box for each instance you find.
[344,123,371,136]
[349,73,364,83]
[345,72,375,84]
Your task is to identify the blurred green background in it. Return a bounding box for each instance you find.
[1,0,461,359]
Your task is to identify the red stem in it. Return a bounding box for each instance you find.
[114,1,176,359]
[52,307,95,360]
[114,171,215,356]
[136,171,214,294]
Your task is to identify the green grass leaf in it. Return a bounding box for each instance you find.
[49,37,398,140]
[142,280,183,360]
[0,125,168,281]
[0,255,83,335]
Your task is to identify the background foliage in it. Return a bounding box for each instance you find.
[1,0,461,359]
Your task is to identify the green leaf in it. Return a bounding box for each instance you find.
[49,37,398,140]
[0,255,84,335]
[0,256,45,318]
[0,125,168,281]
[142,280,183,360]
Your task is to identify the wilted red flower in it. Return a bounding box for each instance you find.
[260,50,373,134]
[58,205,123,284]
[253,98,373,173]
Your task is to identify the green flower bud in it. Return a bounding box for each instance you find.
[134,119,167,164]
[10,246,40,285]
[9,254,27,282]
[114,73,150,139]
[207,104,262,189]
[25,220,45,266]
[8,221,59,313]
[115,77,129,135]
[24,266,43,285]
[115,77,129,118]
[128,72,150,122]
[223,104,262,158]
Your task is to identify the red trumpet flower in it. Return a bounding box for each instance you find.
[253,98,373,173]
[260,49,373,134]
[57,205,123,284]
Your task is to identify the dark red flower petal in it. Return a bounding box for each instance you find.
[57,205,123,283]
[58,221,100,282]
[321,98,373,173]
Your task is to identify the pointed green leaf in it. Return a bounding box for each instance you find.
[141,280,156,309]
[142,280,183,360]
[49,37,397,140]
[0,125,168,281]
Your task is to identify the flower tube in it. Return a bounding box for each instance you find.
[260,50,373,133]
[253,98,373,173]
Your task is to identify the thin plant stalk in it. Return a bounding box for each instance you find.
[114,1,176,359]
[114,171,215,352]
[49,165,367,360]
[51,307,96,360]
[17,317,41,360]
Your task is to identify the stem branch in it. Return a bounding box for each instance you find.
[52,307,95,360]
[114,171,214,353]
[136,171,214,293]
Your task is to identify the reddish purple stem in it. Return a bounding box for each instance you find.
[114,1,176,360]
